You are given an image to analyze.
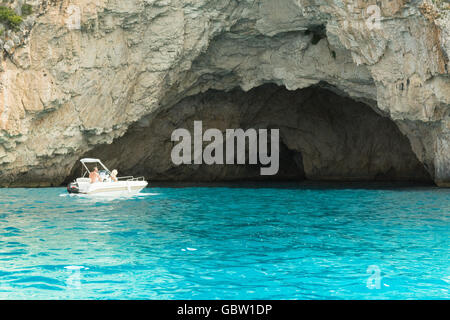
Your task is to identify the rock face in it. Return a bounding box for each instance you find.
[0,0,449,186]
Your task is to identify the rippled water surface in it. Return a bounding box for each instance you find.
[0,184,449,299]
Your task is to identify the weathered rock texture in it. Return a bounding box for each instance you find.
[0,0,449,186]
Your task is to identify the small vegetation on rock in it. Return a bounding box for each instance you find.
[21,4,32,16]
[0,5,23,30]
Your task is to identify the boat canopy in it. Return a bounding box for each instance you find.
[79,158,110,173]
[80,158,101,163]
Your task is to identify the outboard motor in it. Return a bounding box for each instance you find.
[67,182,80,194]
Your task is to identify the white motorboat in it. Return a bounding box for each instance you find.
[67,158,148,196]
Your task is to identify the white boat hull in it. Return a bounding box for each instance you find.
[73,180,148,196]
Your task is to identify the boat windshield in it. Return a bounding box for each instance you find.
[80,160,110,177]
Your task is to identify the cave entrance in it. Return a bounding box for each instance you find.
[69,84,432,183]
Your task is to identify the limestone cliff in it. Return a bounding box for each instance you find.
[0,0,449,186]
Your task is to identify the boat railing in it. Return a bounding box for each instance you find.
[117,176,146,181]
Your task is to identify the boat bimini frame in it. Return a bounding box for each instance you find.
[80,158,109,177]
[78,158,145,182]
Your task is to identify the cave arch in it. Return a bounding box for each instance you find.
[67,84,432,184]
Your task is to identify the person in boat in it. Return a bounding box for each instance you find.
[89,167,100,183]
[110,169,118,182]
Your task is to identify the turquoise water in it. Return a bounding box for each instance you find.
[0,184,449,299]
